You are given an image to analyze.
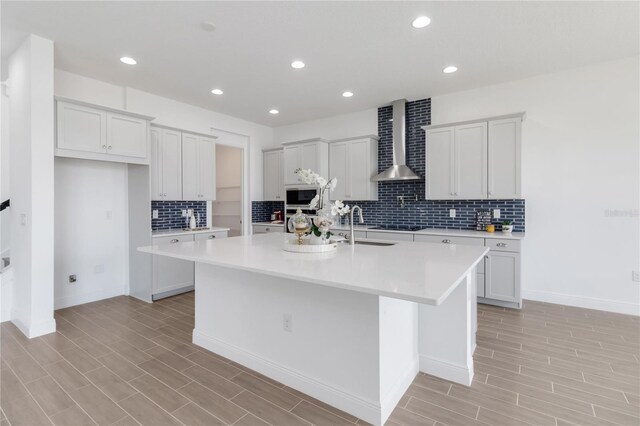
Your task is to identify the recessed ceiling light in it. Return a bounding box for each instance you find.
[269,109,279,115]
[211,89,224,95]
[443,66,458,74]
[120,57,137,65]
[342,91,354,98]
[290,60,305,69]
[201,21,217,32]
[411,16,431,29]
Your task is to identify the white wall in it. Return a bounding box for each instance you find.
[1,78,12,322]
[7,35,56,336]
[270,57,640,315]
[273,108,377,144]
[54,158,129,309]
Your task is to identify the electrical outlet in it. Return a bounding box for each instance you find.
[152,209,159,219]
[181,209,188,217]
[449,209,456,218]
[493,209,501,219]
[283,313,292,332]
[633,271,640,282]
[69,274,77,284]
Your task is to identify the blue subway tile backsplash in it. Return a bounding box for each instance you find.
[151,201,207,230]
[252,201,285,222]
[252,98,525,232]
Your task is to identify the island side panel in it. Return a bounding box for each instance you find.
[192,263,384,424]
[418,271,476,386]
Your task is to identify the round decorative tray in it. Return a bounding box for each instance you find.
[282,238,338,253]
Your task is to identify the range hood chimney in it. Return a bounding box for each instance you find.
[372,99,422,182]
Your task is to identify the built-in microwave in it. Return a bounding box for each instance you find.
[285,187,319,208]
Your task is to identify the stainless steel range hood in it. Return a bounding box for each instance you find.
[372,99,422,182]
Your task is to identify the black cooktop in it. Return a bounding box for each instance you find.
[370,225,423,232]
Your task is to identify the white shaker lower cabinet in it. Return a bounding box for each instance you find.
[365,231,414,242]
[182,133,217,201]
[152,235,195,300]
[483,238,522,307]
[194,231,229,240]
[252,224,283,234]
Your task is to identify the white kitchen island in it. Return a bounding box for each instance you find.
[139,233,488,425]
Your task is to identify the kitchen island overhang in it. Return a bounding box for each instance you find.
[139,234,488,426]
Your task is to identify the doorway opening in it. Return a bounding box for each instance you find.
[212,144,243,236]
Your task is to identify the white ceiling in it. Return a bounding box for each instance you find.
[2,1,638,126]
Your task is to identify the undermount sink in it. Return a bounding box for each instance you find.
[354,240,396,247]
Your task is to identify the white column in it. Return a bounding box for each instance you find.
[8,34,56,337]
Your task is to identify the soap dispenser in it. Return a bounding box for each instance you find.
[189,209,196,229]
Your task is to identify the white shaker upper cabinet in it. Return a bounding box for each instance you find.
[56,101,106,154]
[488,118,522,199]
[182,133,217,201]
[282,139,329,186]
[107,113,148,158]
[55,98,153,165]
[150,127,182,201]
[455,122,487,199]
[263,148,284,201]
[329,135,378,201]
[426,126,455,200]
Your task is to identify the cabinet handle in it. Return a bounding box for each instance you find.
[170,239,179,244]
[497,242,507,247]
[208,235,215,239]
[102,145,107,149]
[265,228,270,232]
[442,239,452,244]
[107,146,112,150]
[485,255,489,259]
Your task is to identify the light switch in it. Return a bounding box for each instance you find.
[493,209,501,219]
[449,209,456,218]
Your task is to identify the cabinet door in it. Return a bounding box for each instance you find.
[349,139,373,200]
[455,122,487,199]
[426,127,455,200]
[485,251,520,302]
[283,145,301,185]
[56,102,106,153]
[198,137,216,200]
[263,150,282,201]
[150,128,163,200]
[161,129,182,200]
[300,143,319,172]
[329,142,349,200]
[182,133,200,200]
[152,235,195,296]
[107,113,148,158]
[477,272,485,298]
[488,118,521,199]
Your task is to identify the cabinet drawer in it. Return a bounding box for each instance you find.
[331,230,367,239]
[154,235,195,244]
[194,231,228,241]
[414,234,484,246]
[253,225,283,234]
[485,238,521,252]
[365,231,414,242]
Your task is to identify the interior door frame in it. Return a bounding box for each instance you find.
[209,127,250,236]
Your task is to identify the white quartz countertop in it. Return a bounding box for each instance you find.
[151,227,230,238]
[252,222,285,226]
[139,233,488,305]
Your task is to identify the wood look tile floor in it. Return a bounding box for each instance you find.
[1,293,638,426]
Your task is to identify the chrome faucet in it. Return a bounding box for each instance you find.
[349,205,364,245]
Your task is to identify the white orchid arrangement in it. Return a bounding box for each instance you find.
[294,168,351,238]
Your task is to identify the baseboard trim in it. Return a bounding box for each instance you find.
[54,287,124,310]
[380,357,419,422]
[419,354,473,386]
[11,314,56,338]
[193,329,384,425]
[523,290,640,316]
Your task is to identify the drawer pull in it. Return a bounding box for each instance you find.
[497,242,507,247]
[442,239,452,244]
[208,235,216,239]
[265,228,270,232]
[170,239,179,244]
